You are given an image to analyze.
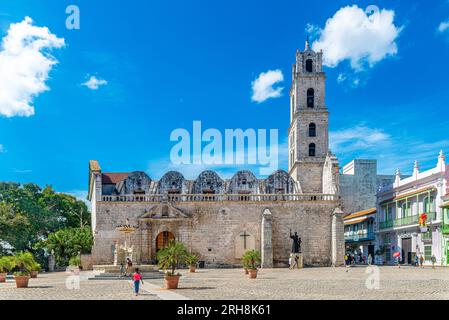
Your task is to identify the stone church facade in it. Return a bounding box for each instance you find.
[87,42,345,268]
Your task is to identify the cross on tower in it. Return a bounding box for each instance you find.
[240,231,250,249]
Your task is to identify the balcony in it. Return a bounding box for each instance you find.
[421,231,432,241]
[100,193,340,203]
[345,232,375,243]
[379,212,437,230]
[442,224,449,234]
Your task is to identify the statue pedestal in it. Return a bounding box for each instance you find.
[290,253,303,269]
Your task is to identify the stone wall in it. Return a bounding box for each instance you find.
[340,160,395,214]
[91,200,342,268]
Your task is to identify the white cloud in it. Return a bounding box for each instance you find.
[438,20,449,33]
[332,125,449,175]
[66,190,91,209]
[337,73,347,83]
[251,69,284,103]
[330,125,391,154]
[0,17,65,117]
[82,75,108,90]
[14,169,32,173]
[311,5,402,71]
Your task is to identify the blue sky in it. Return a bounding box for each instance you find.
[0,0,449,198]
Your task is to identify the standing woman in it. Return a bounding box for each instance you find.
[126,258,133,276]
[132,268,144,296]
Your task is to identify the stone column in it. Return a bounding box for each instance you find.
[331,207,345,267]
[261,209,273,268]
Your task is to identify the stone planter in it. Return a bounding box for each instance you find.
[0,273,7,283]
[189,266,196,273]
[165,275,181,289]
[14,276,30,288]
[30,271,38,278]
[248,269,258,279]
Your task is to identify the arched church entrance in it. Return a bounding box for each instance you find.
[156,231,175,253]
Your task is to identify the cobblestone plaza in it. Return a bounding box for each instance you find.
[1,266,448,300]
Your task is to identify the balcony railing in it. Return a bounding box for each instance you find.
[100,193,339,203]
[345,232,375,243]
[421,231,432,241]
[379,212,437,230]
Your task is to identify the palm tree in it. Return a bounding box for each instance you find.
[156,240,189,276]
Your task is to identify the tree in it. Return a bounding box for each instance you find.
[156,241,189,276]
[0,182,91,253]
[35,227,93,267]
[0,202,29,254]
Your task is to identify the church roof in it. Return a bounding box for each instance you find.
[102,173,129,184]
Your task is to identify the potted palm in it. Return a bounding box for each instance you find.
[0,256,14,282]
[13,252,36,288]
[30,261,41,279]
[242,250,261,279]
[156,240,189,289]
[186,254,199,273]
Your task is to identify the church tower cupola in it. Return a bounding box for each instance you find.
[288,39,329,193]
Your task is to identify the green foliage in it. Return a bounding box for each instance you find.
[36,227,93,267]
[0,256,15,273]
[9,251,39,275]
[0,182,91,255]
[69,256,82,267]
[156,241,189,277]
[185,254,199,267]
[241,250,261,270]
[0,202,29,254]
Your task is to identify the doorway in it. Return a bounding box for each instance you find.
[401,238,412,264]
[156,231,174,253]
[368,245,375,258]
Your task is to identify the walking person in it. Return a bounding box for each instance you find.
[344,254,350,271]
[431,255,436,269]
[394,252,401,268]
[125,257,133,276]
[289,255,293,270]
[419,255,424,268]
[414,255,419,267]
[367,254,373,266]
[293,255,299,269]
[119,263,125,277]
[132,268,144,296]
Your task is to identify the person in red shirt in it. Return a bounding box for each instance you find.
[132,268,144,296]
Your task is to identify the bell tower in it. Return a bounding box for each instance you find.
[288,39,330,193]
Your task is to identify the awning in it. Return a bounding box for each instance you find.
[344,216,374,225]
[344,208,376,220]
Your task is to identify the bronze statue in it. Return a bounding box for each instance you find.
[290,230,302,253]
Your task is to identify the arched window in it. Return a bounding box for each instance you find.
[309,123,316,137]
[309,143,316,157]
[307,88,314,108]
[306,59,313,72]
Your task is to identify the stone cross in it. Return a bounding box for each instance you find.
[240,231,251,250]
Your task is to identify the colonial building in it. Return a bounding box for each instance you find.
[376,151,448,266]
[344,208,376,259]
[340,159,398,257]
[87,42,344,268]
[440,192,449,265]
[340,160,397,215]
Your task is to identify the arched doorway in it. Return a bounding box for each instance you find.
[156,231,175,253]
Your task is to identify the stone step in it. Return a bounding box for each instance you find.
[88,273,165,281]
